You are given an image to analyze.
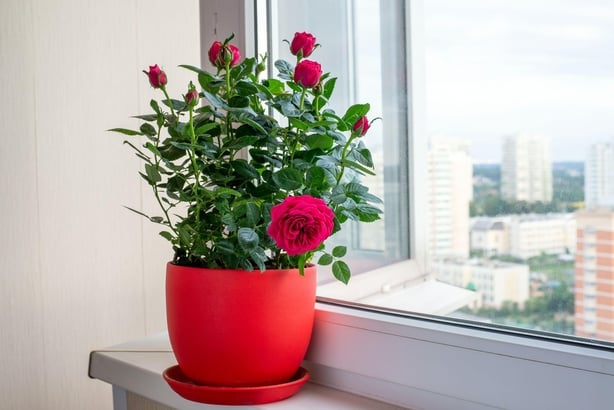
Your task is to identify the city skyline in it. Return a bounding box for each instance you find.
[424,0,614,163]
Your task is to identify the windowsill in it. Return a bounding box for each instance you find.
[88,332,405,410]
[90,301,614,410]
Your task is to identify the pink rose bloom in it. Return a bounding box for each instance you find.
[208,41,241,68]
[290,32,316,58]
[267,195,335,256]
[145,65,167,88]
[294,60,322,88]
[352,116,370,136]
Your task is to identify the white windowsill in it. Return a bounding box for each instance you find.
[88,332,405,410]
[90,300,614,409]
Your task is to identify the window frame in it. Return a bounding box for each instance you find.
[204,1,614,408]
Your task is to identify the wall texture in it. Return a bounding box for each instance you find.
[0,0,200,408]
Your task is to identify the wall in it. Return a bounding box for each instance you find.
[0,0,200,408]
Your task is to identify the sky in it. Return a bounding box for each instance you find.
[423,0,614,163]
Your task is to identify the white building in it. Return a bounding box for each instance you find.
[428,138,473,259]
[585,141,614,209]
[501,133,552,203]
[432,258,530,308]
[470,218,510,257]
[470,213,576,259]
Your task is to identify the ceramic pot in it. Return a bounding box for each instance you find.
[165,262,317,387]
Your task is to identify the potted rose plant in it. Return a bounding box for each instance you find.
[111,32,380,404]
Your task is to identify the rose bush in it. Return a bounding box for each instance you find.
[112,32,380,283]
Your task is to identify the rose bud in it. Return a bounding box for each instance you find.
[208,41,241,68]
[293,60,323,88]
[185,86,198,107]
[352,116,370,136]
[144,65,167,88]
[267,195,335,256]
[290,32,316,58]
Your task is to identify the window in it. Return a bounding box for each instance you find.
[212,0,614,407]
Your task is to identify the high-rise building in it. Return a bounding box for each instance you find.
[500,133,552,203]
[585,141,614,209]
[428,138,473,258]
[575,208,614,342]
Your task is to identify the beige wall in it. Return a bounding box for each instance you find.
[0,0,200,408]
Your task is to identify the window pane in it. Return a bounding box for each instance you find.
[270,0,614,347]
[424,0,614,345]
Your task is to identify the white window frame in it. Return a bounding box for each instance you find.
[202,1,614,408]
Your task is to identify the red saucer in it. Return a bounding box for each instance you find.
[162,365,310,405]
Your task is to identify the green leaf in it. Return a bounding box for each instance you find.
[231,160,259,179]
[159,231,174,242]
[132,113,158,122]
[245,202,260,226]
[272,168,303,190]
[332,246,347,258]
[263,78,285,95]
[278,99,301,117]
[305,134,334,150]
[214,187,242,197]
[194,122,218,136]
[250,249,267,272]
[179,64,209,76]
[342,159,376,176]
[108,127,142,136]
[318,253,333,266]
[316,155,340,170]
[306,166,326,189]
[342,103,370,125]
[229,95,250,108]
[139,123,157,137]
[290,118,308,131]
[204,91,228,109]
[332,260,351,284]
[274,59,294,80]
[323,77,337,100]
[235,80,259,96]
[216,240,235,254]
[237,227,259,252]
[239,117,268,135]
[144,163,161,184]
[150,99,161,114]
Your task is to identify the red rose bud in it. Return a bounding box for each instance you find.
[353,116,370,136]
[294,60,322,88]
[145,64,167,88]
[267,195,335,256]
[290,32,316,58]
[208,41,241,68]
[185,87,198,106]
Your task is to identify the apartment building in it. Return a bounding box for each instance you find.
[585,141,614,209]
[575,208,614,341]
[501,133,553,203]
[428,138,473,259]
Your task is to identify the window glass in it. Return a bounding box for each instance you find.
[270,0,614,347]
[424,0,614,345]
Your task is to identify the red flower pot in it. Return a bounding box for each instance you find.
[165,263,317,387]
